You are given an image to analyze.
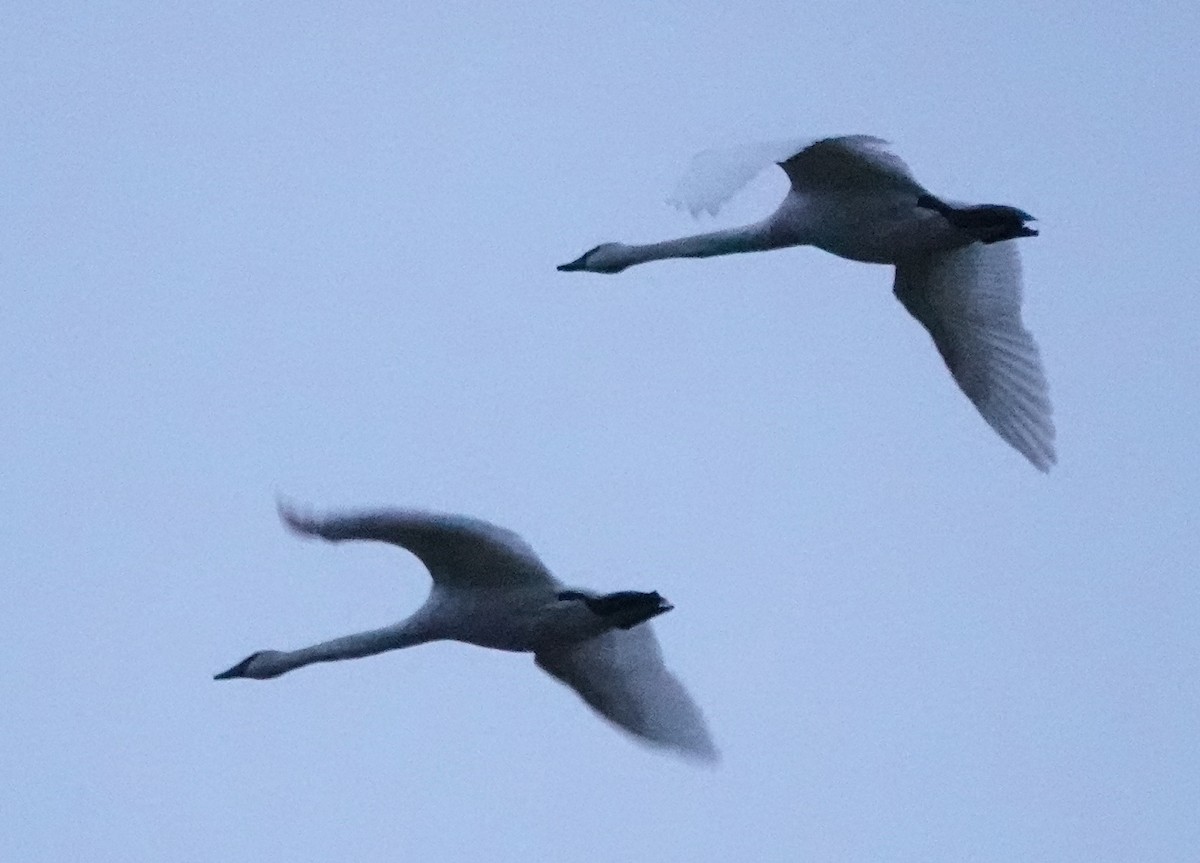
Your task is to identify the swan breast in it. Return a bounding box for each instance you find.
[428,586,612,653]
[778,193,963,265]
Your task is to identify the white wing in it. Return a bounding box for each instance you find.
[893,241,1056,471]
[667,135,924,218]
[279,503,559,589]
[536,626,717,762]
[667,137,813,217]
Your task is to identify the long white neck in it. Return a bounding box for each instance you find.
[271,619,432,676]
[617,220,779,268]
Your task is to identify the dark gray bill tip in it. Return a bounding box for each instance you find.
[557,254,588,272]
[213,654,257,680]
[983,223,1039,244]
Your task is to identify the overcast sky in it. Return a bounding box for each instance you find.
[4,2,1198,861]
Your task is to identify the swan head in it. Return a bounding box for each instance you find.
[916,196,1039,244]
[213,650,288,680]
[557,243,633,274]
[558,589,673,630]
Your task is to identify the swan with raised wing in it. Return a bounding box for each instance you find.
[559,135,1054,471]
[214,501,717,762]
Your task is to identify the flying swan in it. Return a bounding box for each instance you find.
[558,135,1055,471]
[214,501,717,762]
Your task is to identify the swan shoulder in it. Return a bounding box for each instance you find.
[779,135,923,196]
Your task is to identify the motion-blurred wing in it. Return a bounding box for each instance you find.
[667,137,815,217]
[667,135,923,217]
[279,503,559,588]
[536,627,717,762]
[893,241,1056,471]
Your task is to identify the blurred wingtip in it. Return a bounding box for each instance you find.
[688,742,721,767]
[276,496,319,537]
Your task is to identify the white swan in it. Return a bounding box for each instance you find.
[558,135,1055,471]
[214,502,717,762]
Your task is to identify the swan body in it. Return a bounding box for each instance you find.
[214,502,717,761]
[558,135,1054,471]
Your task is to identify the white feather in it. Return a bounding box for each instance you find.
[667,137,815,217]
[667,135,923,218]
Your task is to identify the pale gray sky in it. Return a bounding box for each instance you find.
[4,2,1198,861]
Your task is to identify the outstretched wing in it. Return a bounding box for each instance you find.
[893,241,1056,471]
[667,135,924,218]
[279,503,559,589]
[536,627,717,762]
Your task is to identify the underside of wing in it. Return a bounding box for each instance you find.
[279,504,559,589]
[893,241,1056,471]
[536,627,717,762]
